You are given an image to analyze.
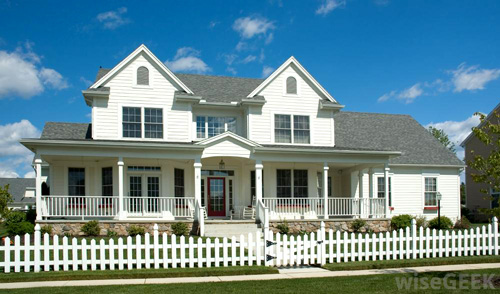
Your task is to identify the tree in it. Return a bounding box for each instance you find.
[468,110,500,218]
[0,184,13,218]
[428,126,456,153]
[460,182,466,205]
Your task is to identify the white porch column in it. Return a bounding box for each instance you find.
[118,157,125,220]
[384,163,390,217]
[358,170,364,198]
[194,158,202,204]
[368,168,374,199]
[35,157,42,221]
[255,160,263,203]
[323,163,329,219]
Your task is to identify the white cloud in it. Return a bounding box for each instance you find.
[0,120,40,178]
[235,41,247,52]
[226,67,237,75]
[165,47,211,73]
[80,76,93,87]
[315,0,346,16]
[262,66,274,78]
[450,63,500,92]
[233,16,275,39]
[374,0,390,6]
[426,115,480,147]
[265,32,274,45]
[241,55,257,64]
[0,44,67,98]
[377,90,396,103]
[97,7,129,30]
[24,171,35,178]
[208,21,219,29]
[398,83,423,103]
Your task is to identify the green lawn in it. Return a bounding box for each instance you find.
[323,255,500,271]
[0,268,498,293]
[0,266,277,283]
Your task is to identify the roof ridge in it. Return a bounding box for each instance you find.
[339,111,412,117]
[174,72,264,81]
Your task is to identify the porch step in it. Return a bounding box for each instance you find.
[204,223,261,240]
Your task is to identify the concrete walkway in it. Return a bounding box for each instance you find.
[0,263,499,289]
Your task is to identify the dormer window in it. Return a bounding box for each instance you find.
[286,76,297,94]
[137,66,149,86]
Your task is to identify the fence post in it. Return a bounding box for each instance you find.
[411,219,417,259]
[153,224,159,269]
[493,217,499,255]
[34,224,41,272]
[320,221,326,265]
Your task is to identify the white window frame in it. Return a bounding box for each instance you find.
[120,105,166,141]
[282,73,301,97]
[276,169,308,198]
[195,115,237,139]
[423,176,439,208]
[272,113,312,145]
[133,64,154,89]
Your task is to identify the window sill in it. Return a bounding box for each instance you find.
[424,206,439,211]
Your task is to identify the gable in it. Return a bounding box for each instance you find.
[201,137,254,158]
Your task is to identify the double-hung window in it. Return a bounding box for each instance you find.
[276,169,308,198]
[196,116,237,139]
[377,177,392,206]
[68,168,85,207]
[274,114,310,144]
[317,173,332,197]
[174,168,185,197]
[123,107,163,139]
[424,177,438,207]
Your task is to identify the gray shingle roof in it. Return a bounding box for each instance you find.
[0,178,35,205]
[41,122,92,140]
[334,111,464,166]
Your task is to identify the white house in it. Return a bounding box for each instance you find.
[20,45,463,232]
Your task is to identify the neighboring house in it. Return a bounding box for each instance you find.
[0,178,36,210]
[20,44,463,227]
[461,103,500,222]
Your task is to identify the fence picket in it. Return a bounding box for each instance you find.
[188,237,194,268]
[444,230,450,258]
[145,233,151,269]
[72,238,78,271]
[494,217,499,255]
[482,226,487,255]
[34,225,40,272]
[81,239,88,271]
[239,235,244,266]
[162,233,168,269]
[118,238,124,270]
[24,233,30,272]
[180,235,186,268]
[62,236,69,271]
[230,237,236,266]
[99,239,106,270]
[197,237,203,268]
[171,235,177,268]
[297,235,302,265]
[109,239,115,270]
[4,237,10,273]
[289,235,295,266]
[214,237,220,267]
[223,237,228,267]
[206,238,212,268]
[153,225,159,269]
[126,236,133,269]
[385,231,390,260]
[371,233,376,261]
[53,235,60,271]
[14,235,20,273]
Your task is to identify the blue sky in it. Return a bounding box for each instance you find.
[0,0,499,178]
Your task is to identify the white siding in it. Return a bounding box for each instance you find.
[93,53,190,142]
[249,64,334,146]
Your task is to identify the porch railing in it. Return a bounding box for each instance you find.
[328,197,386,218]
[263,198,324,219]
[123,197,195,218]
[41,196,119,218]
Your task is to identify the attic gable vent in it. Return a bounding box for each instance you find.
[286,76,297,94]
[137,66,149,85]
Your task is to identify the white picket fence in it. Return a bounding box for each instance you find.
[0,218,498,273]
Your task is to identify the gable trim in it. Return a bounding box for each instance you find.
[247,56,338,103]
[195,131,262,147]
[460,102,500,147]
[89,44,194,94]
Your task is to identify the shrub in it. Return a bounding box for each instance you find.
[391,214,413,230]
[350,219,366,232]
[414,216,427,228]
[106,230,118,237]
[40,225,53,236]
[63,232,72,238]
[4,211,26,227]
[453,216,471,230]
[25,207,36,224]
[172,222,189,236]
[277,220,290,234]
[127,225,145,237]
[81,220,100,236]
[428,216,453,230]
[7,221,34,235]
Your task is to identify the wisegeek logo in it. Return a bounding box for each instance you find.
[395,273,496,290]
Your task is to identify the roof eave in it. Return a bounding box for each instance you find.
[254,146,402,156]
[82,90,110,106]
[320,101,345,110]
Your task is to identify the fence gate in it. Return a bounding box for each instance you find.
[264,224,326,267]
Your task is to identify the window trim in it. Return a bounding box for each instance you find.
[195,115,237,139]
[133,64,153,88]
[174,168,185,198]
[120,105,166,140]
[423,176,439,208]
[272,113,312,145]
[282,73,300,97]
[68,167,86,196]
[377,176,392,207]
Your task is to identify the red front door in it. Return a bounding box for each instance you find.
[207,177,226,217]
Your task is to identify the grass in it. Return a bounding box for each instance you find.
[0,266,277,283]
[0,268,499,293]
[323,255,500,271]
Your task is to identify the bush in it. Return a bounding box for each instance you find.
[391,214,413,230]
[350,219,366,232]
[7,221,34,235]
[428,216,453,230]
[81,220,100,236]
[414,216,427,228]
[106,230,118,237]
[40,225,52,235]
[127,225,145,237]
[25,207,36,224]
[4,211,26,227]
[277,220,290,234]
[453,216,471,230]
[172,222,189,236]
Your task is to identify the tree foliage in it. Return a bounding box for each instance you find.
[428,126,456,153]
[468,110,500,218]
[0,184,13,218]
